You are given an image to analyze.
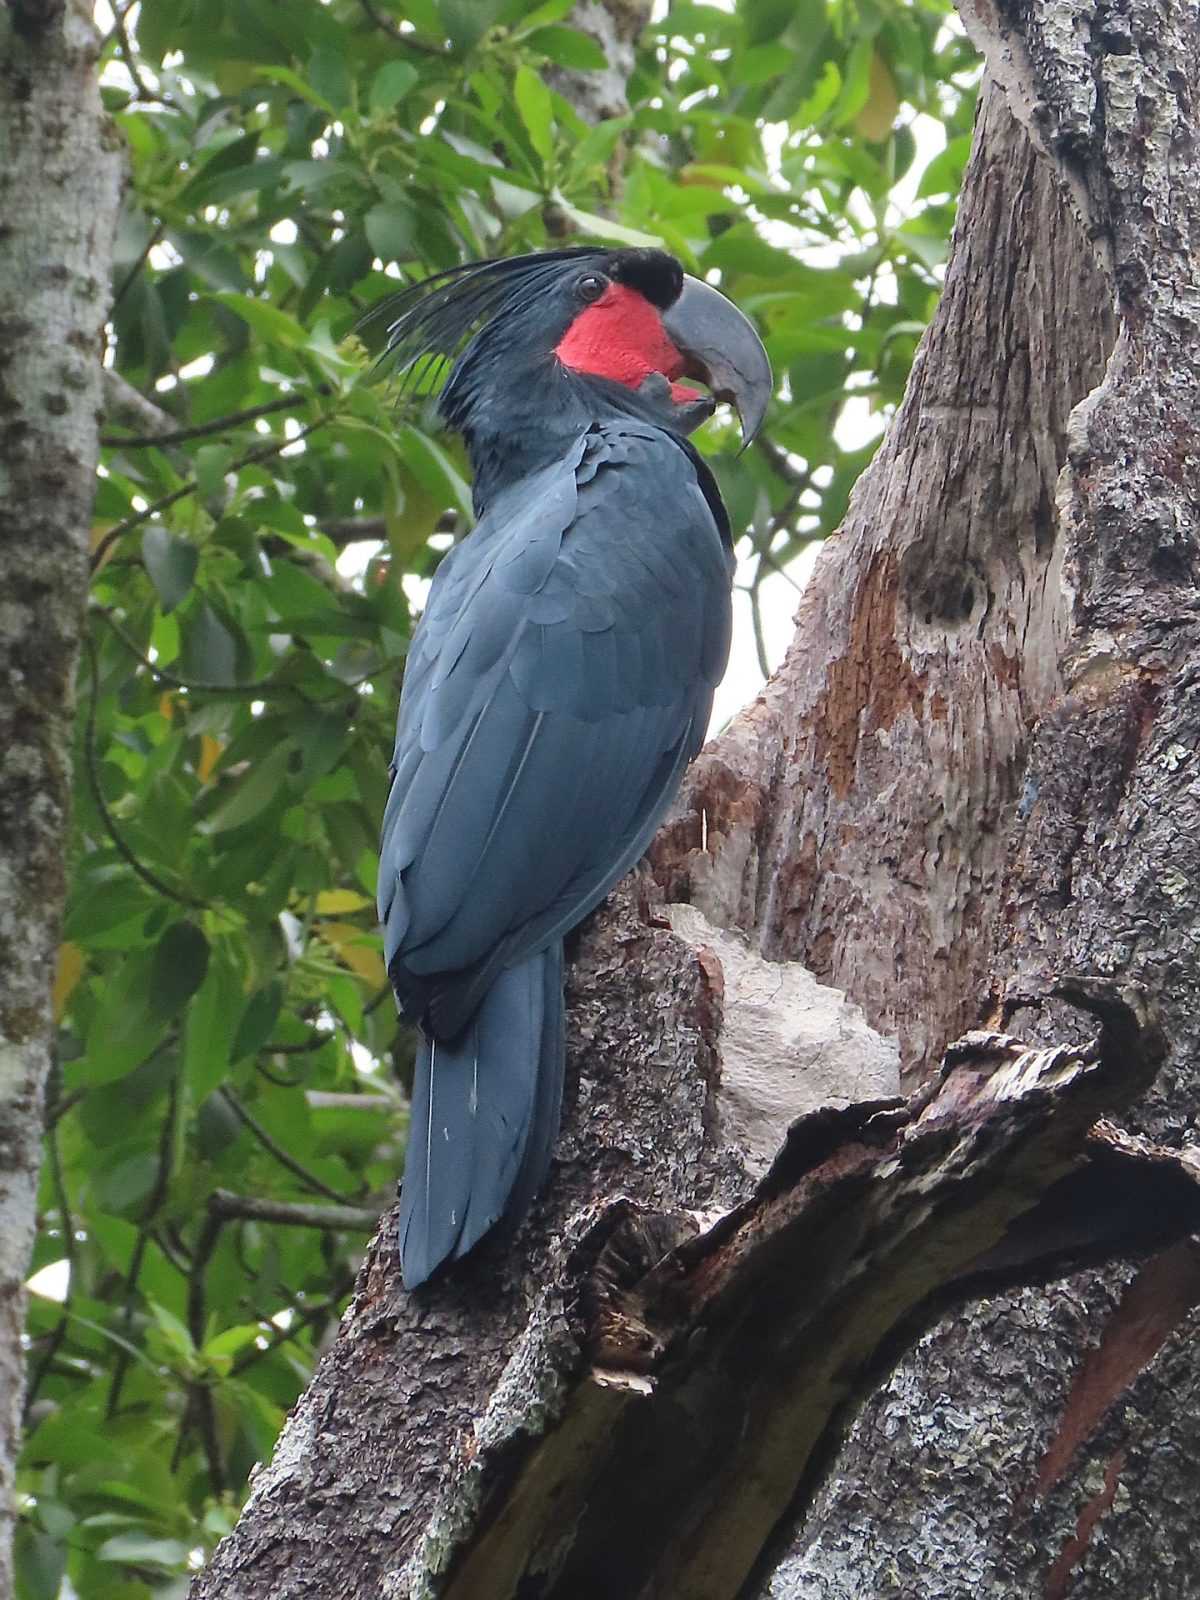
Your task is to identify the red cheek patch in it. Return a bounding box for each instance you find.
[555,282,687,389]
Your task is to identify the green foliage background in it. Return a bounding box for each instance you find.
[18,0,976,1592]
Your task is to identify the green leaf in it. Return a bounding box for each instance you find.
[64,874,152,941]
[183,156,287,207]
[96,1532,190,1569]
[797,59,842,125]
[396,424,474,520]
[282,158,352,196]
[733,42,794,86]
[184,946,246,1101]
[916,134,972,199]
[566,117,629,178]
[511,0,576,31]
[141,527,198,614]
[195,442,233,501]
[256,65,336,115]
[365,203,418,263]
[209,292,309,349]
[92,1149,161,1212]
[206,744,295,834]
[548,192,662,248]
[832,37,875,129]
[514,64,555,163]
[524,25,606,70]
[148,1301,196,1361]
[438,0,507,51]
[743,0,798,45]
[369,61,419,113]
[202,1322,263,1365]
[177,132,262,205]
[179,601,239,687]
[149,921,209,1022]
[14,1526,65,1600]
[308,46,353,113]
[231,982,283,1060]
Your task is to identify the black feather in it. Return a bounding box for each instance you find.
[375,246,737,1289]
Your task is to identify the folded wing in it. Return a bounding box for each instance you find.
[379,419,733,1036]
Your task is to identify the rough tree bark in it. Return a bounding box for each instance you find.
[190,0,1200,1595]
[765,0,1200,1592]
[0,0,121,1588]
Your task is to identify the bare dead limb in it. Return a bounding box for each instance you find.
[388,986,1172,1600]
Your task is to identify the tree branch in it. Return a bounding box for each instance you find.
[216,1089,359,1205]
[208,1189,380,1232]
[389,988,1170,1599]
[90,416,330,571]
[101,368,177,437]
[100,392,314,448]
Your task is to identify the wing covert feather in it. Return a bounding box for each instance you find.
[379,421,733,1013]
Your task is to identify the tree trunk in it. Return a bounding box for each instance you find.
[191,0,1200,1594]
[763,0,1200,1591]
[0,0,121,1587]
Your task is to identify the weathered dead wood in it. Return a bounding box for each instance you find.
[766,2,1200,1593]
[655,76,1115,1084]
[193,974,1194,1600]
[379,989,1178,1600]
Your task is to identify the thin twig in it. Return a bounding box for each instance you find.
[101,392,313,448]
[230,1273,356,1376]
[748,564,771,680]
[24,1097,79,1417]
[90,415,330,572]
[263,1029,338,1055]
[254,1057,307,1088]
[112,1,158,106]
[217,1088,357,1204]
[177,1210,225,1489]
[150,1228,192,1276]
[111,219,166,316]
[83,636,209,908]
[756,435,809,487]
[364,982,392,1017]
[44,1087,86,1128]
[106,1078,179,1418]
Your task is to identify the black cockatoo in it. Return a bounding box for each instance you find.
[373,246,771,1288]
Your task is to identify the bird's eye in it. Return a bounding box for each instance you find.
[576,273,607,302]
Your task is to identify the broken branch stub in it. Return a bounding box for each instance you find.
[406,984,1177,1600]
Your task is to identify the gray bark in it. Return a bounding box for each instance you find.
[765,0,1200,1592]
[191,0,1200,1591]
[543,0,653,125]
[0,0,121,1587]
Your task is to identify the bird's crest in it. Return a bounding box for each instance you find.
[361,246,685,396]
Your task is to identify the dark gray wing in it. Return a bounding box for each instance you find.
[378,419,733,1035]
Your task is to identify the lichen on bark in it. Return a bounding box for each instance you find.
[0,1,121,1587]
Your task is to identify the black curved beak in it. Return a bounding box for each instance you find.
[662,275,773,446]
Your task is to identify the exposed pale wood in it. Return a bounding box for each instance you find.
[659,75,1114,1083]
[769,1,1200,1592]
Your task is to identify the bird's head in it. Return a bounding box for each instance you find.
[366,246,771,471]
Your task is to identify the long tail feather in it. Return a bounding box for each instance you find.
[398,942,566,1289]
[502,940,565,1233]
